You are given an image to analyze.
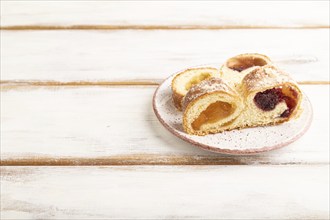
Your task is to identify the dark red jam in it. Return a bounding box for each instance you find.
[254,88,282,111]
[254,88,296,117]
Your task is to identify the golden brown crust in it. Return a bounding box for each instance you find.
[171,67,219,110]
[219,53,273,87]
[242,65,302,120]
[182,78,241,135]
[242,65,296,92]
[183,91,236,136]
[223,53,272,71]
[172,92,184,111]
[182,77,237,111]
[170,56,303,136]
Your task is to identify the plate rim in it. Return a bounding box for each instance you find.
[152,69,313,155]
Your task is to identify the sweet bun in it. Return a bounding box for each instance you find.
[182,78,244,135]
[171,67,219,110]
[233,65,302,128]
[170,55,302,136]
[220,53,272,87]
[181,66,302,136]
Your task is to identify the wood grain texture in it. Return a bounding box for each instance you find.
[1,85,329,165]
[1,166,329,219]
[1,29,329,83]
[1,80,329,91]
[2,25,329,31]
[1,1,329,28]
[1,2,328,219]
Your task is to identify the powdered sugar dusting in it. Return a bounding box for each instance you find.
[243,65,298,91]
[182,78,236,110]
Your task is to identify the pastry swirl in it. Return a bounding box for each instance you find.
[183,78,244,135]
[220,53,272,88]
[237,65,302,126]
[171,67,219,110]
[181,65,302,136]
[170,54,303,136]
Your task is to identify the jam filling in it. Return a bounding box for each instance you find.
[192,101,235,130]
[253,88,297,118]
[227,57,268,72]
[185,73,211,90]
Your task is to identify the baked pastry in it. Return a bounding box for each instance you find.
[182,78,244,135]
[232,65,302,128]
[182,65,302,135]
[220,53,272,87]
[171,67,219,110]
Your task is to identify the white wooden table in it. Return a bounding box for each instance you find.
[1,1,329,219]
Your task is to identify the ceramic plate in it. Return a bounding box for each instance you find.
[152,69,313,155]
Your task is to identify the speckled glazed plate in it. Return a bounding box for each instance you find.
[152,71,313,155]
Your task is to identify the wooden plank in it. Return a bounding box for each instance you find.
[1,29,329,84]
[1,166,329,219]
[1,1,329,28]
[1,85,329,165]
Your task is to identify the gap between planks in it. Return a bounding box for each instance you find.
[1,25,329,31]
[0,154,327,166]
[0,80,159,90]
[1,80,329,90]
